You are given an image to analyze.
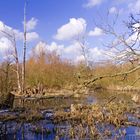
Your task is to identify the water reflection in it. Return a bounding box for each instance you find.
[0,90,140,140]
[0,120,140,140]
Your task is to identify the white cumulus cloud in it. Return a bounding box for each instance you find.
[0,20,39,42]
[34,41,107,64]
[46,42,64,55]
[88,27,103,36]
[13,29,23,40]
[75,47,105,64]
[0,37,14,60]
[33,41,47,55]
[64,42,82,55]
[26,17,38,31]
[34,41,64,56]
[0,37,12,52]
[0,21,13,37]
[26,32,39,42]
[54,18,87,41]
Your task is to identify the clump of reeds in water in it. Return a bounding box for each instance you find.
[53,100,139,139]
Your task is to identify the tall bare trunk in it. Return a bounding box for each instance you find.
[22,0,27,93]
[5,62,10,93]
[77,39,89,68]
[13,36,21,92]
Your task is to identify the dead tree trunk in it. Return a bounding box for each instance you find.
[22,0,27,94]
[83,65,140,87]
[76,35,90,68]
[13,36,21,92]
[5,62,10,93]
[78,41,89,68]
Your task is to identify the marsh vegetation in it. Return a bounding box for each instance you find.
[0,1,140,140]
[0,90,140,139]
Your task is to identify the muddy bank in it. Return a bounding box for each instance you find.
[10,88,140,110]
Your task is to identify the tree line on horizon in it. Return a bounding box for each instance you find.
[0,1,140,95]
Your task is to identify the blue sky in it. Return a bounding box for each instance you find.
[0,0,139,63]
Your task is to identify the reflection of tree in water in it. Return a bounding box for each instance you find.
[0,119,140,140]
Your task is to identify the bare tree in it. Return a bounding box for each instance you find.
[102,14,140,64]
[76,36,90,68]
[83,14,140,87]
[0,30,21,92]
[22,0,27,93]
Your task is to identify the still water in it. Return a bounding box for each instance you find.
[0,90,140,140]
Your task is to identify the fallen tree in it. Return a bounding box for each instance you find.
[82,14,140,88]
[83,65,140,87]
